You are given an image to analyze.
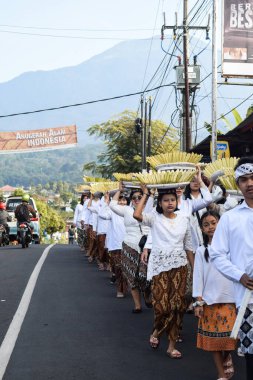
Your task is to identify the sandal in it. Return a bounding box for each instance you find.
[132,308,142,314]
[116,292,125,298]
[223,354,234,379]
[167,349,182,359]
[149,335,159,349]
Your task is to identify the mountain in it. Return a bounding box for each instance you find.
[0,38,165,145]
[0,36,252,187]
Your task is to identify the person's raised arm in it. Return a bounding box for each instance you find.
[87,193,93,208]
[133,184,150,222]
[191,165,213,212]
[112,181,124,202]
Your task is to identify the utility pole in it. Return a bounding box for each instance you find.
[211,0,217,162]
[183,0,191,152]
[143,98,148,171]
[140,94,145,170]
[147,97,152,172]
[161,3,209,153]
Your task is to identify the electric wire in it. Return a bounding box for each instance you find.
[0,24,161,32]
[0,29,162,41]
[0,82,175,119]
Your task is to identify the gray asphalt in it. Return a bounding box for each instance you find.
[0,244,246,380]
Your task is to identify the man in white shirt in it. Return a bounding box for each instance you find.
[210,156,253,380]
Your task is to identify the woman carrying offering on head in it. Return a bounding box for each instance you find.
[133,185,194,359]
[110,182,154,313]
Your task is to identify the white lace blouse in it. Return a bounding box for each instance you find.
[142,212,193,280]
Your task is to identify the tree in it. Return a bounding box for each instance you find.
[83,110,179,177]
[246,104,253,118]
[12,188,25,196]
[35,199,66,237]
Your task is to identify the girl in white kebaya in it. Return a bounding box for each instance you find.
[193,211,236,380]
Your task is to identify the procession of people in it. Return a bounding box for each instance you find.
[73,155,253,380]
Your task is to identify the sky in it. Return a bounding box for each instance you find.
[0,0,215,83]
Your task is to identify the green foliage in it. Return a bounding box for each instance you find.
[204,122,226,136]
[219,108,243,132]
[0,144,103,187]
[12,188,25,196]
[246,105,253,118]
[231,109,242,125]
[35,198,66,237]
[83,110,179,177]
[71,199,78,210]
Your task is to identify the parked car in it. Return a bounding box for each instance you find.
[6,196,40,244]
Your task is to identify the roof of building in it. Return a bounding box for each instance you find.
[0,185,17,192]
[191,112,253,159]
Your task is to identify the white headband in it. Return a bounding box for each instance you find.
[235,163,253,180]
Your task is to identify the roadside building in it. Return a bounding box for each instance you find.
[191,112,253,160]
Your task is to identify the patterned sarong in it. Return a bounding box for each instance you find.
[121,242,149,291]
[239,303,253,354]
[151,266,188,341]
[110,249,128,294]
[197,303,237,351]
[77,228,87,249]
[97,234,107,263]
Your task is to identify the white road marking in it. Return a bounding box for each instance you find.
[0,244,55,379]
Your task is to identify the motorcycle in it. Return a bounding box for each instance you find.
[17,222,32,248]
[0,224,9,246]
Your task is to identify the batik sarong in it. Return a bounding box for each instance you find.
[197,303,237,351]
[121,242,149,292]
[151,265,188,341]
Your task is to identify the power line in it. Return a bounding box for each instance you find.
[216,91,253,121]
[0,29,161,41]
[0,24,161,32]
[0,82,175,119]
[193,91,253,135]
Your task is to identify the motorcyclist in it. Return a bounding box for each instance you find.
[15,194,36,236]
[0,202,11,236]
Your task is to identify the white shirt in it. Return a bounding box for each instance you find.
[99,203,125,251]
[218,195,239,216]
[210,201,253,307]
[109,199,152,252]
[73,203,84,229]
[178,186,212,215]
[142,212,192,280]
[211,185,224,203]
[193,245,235,305]
[178,186,212,251]
[81,199,91,225]
[144,232,152,250]
[87,199,101,229]
[97,201,110,235]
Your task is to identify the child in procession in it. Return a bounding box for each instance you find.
[193,211,236,380]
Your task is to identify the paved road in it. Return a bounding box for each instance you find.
[0,244,246,380]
